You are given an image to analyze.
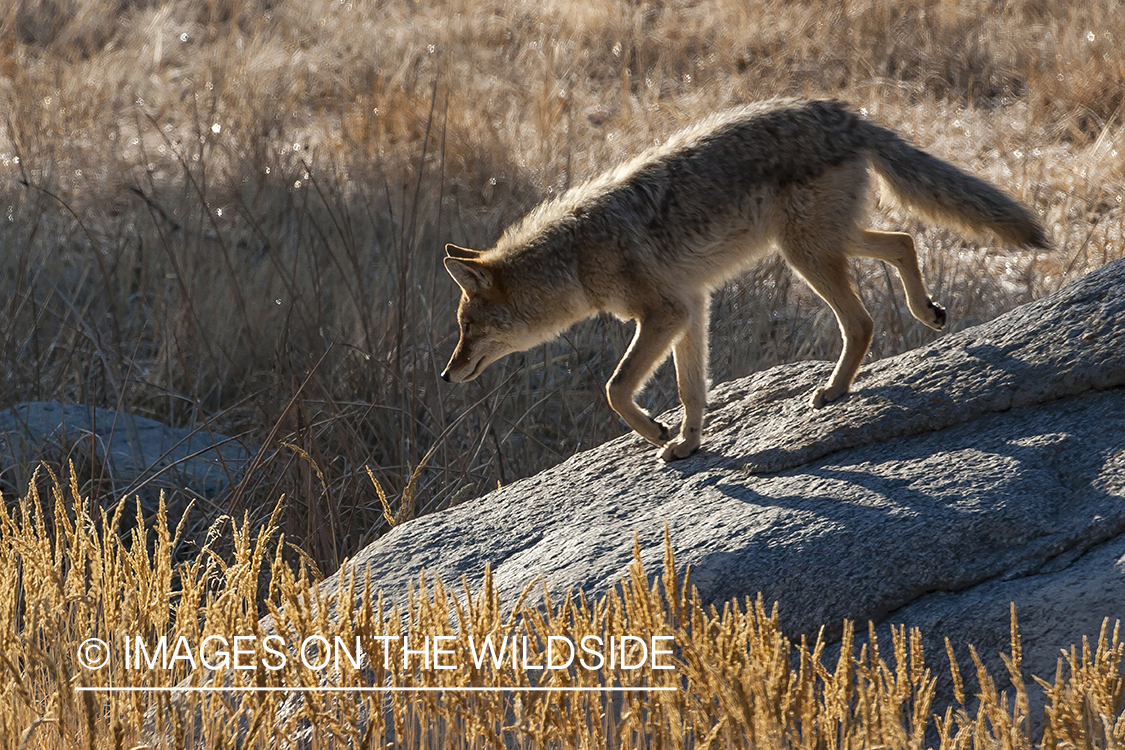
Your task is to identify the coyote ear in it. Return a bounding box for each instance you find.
[444,257,493,292]
[445,243,482,259]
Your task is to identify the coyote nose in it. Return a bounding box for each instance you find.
[440,369,450,382]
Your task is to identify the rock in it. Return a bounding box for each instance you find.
[0,402,254,515]
[327,257,1125,706]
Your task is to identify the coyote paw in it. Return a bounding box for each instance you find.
[810,385,846,409]
[643,420,673,448]
[926,300,947,330]
[660,435,700,462]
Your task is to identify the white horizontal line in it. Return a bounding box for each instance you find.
[76,686,676,693]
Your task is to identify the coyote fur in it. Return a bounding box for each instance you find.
[441,98,1046,461]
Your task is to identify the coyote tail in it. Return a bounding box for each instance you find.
[861,122,1048,248]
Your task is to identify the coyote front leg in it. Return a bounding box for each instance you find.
[662,295,709,461]
[606,307,685,449]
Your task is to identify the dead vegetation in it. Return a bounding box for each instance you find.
[1,0,1123,566]
[0,3,1123,741]
[1,475,1122,748]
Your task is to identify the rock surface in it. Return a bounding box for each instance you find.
[325,257,1125,705]
[0,401,253,514]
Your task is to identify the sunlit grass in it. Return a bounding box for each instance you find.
[1,0,1122,580]
[1,473,1122,747]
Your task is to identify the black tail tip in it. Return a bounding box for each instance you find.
[1007,217,1050,249]
[1027,223,1051,249]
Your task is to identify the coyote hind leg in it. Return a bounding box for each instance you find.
[781,241,874,409]
[852,229,945,330]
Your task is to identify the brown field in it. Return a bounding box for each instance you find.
[1,478,1122,748]
[0,1,1123,744]
[1,0,1123,564]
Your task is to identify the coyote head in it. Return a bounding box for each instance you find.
[441,244,525,383]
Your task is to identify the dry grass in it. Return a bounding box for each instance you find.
[1,0,1124,568]
[1,474,1122,748]
[2,3,1124,745]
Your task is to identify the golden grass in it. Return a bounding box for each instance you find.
[1,472,1122,748]
[2,3,1124,745]
[1,0,1124,601]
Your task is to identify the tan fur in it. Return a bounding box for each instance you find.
[441,98,1047,461]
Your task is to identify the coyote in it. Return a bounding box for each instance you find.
[441,98,1046,461]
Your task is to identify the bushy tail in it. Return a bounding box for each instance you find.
[860,121,1048,248]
